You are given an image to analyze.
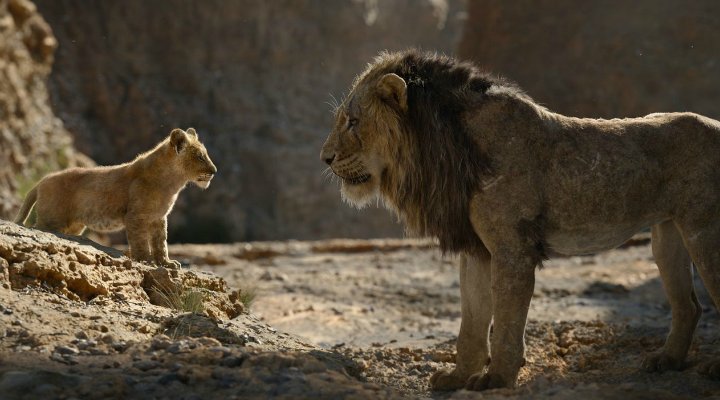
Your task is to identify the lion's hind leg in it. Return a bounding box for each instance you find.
[675,218,720,379]
[642,221,701,372]
[431,252,493,391]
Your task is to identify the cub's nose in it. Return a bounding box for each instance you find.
[321,150,335,165]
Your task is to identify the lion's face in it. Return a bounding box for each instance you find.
[321,73,408,207]
[170,128,217,189]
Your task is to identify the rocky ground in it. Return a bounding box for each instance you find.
[2,220,720,399]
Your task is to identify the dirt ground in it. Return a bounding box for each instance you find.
[2,221,720,399]
[186,238,720,399]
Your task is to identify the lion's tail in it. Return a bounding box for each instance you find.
[14,184,38,226]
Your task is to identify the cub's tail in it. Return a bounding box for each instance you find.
[14,184,38,226]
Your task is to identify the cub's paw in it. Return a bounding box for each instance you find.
[642,352,684,372]
[430,369,467,391]
[157,259,182,269]
[699,359,720,379]
[465,372,511,391]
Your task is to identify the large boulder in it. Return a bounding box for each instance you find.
[34,0,466,242]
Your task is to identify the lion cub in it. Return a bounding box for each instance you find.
[15,128,217,267]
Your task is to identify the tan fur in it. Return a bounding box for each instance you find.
[321,50,720,390]
[15,128,217,267]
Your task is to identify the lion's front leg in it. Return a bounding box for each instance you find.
[150,218,180,268]
[431,251,493,391]
[465,250,535,391]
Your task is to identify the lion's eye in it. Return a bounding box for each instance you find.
[348,118,358,128]
[196,155,204,161]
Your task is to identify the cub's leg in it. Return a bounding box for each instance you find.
[150,218,180,268]
[431,251,493,390]
[642,220,701,372]
[675,219,720,378]
[125,216,152,263]
[466,247,535,390]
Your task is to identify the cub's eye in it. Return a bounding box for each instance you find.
[196,154,204,161]
[348,118,358,128]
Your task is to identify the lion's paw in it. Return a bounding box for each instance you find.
[699,359,720,379]
[430,369,467,391]
[465,372,511,391]
[642,352,684,372]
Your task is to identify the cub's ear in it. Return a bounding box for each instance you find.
[170,128,188,154]
[186,127,198,138]
[376,73,407,112]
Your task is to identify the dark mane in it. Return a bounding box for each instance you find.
[370,50,525,255]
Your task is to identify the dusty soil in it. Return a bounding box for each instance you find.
[2,221,720,399]
[189,238,720,399]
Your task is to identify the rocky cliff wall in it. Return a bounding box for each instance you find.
[0,0,88,220]
[459,1,720,120]
[34,0,466,242]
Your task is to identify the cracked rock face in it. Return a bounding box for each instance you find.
[0,0,90,220]
[33,0,465,242]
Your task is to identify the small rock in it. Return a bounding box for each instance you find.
[70,311,81,318]
[150,335,172,350]
[157,373,183,385]
[100,333,115,344]
[76,339,97,350]
[3,308,13,315]
[167,341,191,354]
[196,337,222,347]
[74,249,95,265]
[220,355,246,368]
[133,360,160,371]
[50,353,78,365]
[111,341,128,352]
[45,244,58,254]
[54,345,79,355]
[75,331,88,339]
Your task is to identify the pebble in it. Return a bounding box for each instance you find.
[112,341,128,352]
[220,355,246,368]
[133,360,161,371]
[100,333,115,344]
[157,373,183,385]
[151,335,172,350]
[74,249,95,265]
[167,341,191,354]
[50,353,78,365]
[54,345,80,355]
[196,337,222,347]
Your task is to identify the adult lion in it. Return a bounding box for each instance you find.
[320,50,720,391]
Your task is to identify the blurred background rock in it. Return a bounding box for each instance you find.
[2,0,719,243]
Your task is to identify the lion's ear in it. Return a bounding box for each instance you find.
[186,127,198,138]
[170,128,188,154]
[376,73,407,112]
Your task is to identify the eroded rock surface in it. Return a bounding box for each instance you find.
[0,220,399,399]
[0,0,89,220]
